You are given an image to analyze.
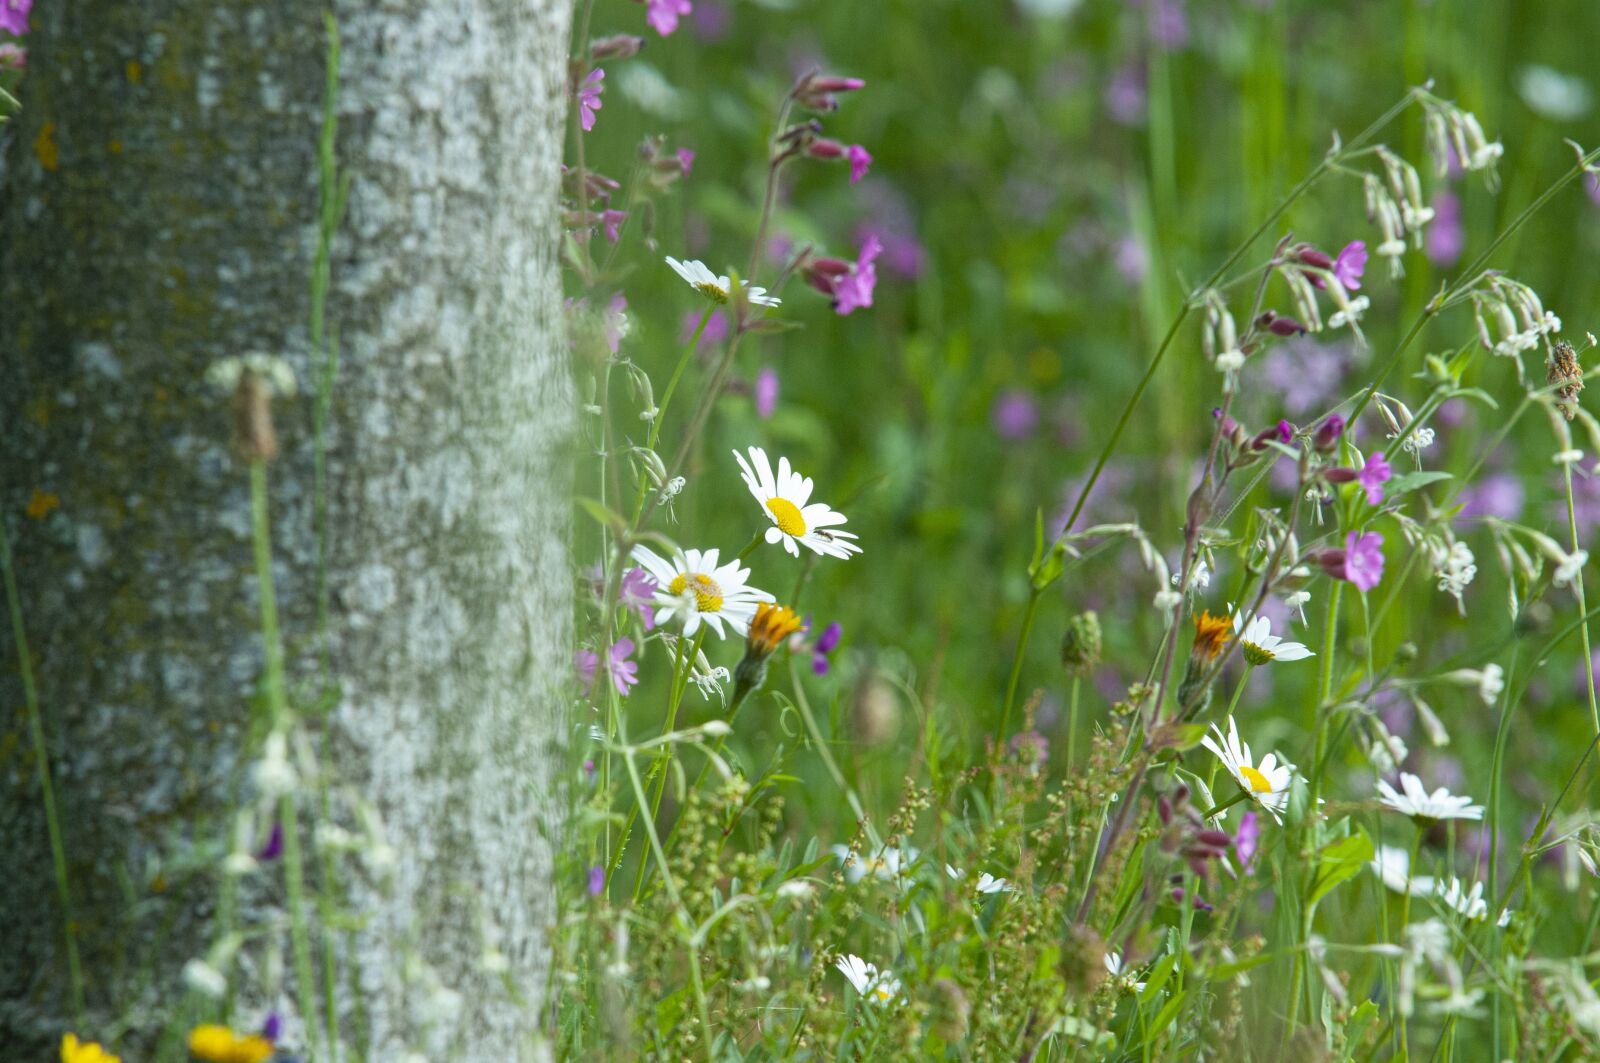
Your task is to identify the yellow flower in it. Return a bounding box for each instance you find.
[746,602,804,660]
[1190,610,1232,662]
[187,1025,275,1063]
[61,1034,121,1063]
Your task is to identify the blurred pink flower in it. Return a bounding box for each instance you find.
[648,0,692,36]
[576,638,639,697]
[576,69,603,132]
[680,308,729,347]
[1329,531,1385,592]
[1113,236,1148,285]
[755,367,779,418]
[1148,0,1189,50]
[0,0,30,36]
[1358,452,1391,505]
[601,209,627,244]
[1333,240,1367,291]
[832,234,881,315]
[848,144,873,184]
[1105,62,1146,126]
[1234,811,1260,873]
[619,566,657,629]
[676,148,695,177]
[691,0,731,40]
[1425,191,1464,267]
[1457,471,1524,521]
[992,391,1039,440]
[603,293,628,354]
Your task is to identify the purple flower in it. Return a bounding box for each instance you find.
[1234,811,1259,873]
[847,144,873,184]
[676,148,695,177]
[833,234,881,315]
[1113,236,1148,285]
[647,0,692,35]
[255,821,284,862]
[992,390,1039,440]
[1426,191,1464,267]
[1333,240,1367,291]
[812,621,842,675]
[691,0,731,40]
[1458,471,1525,521]
[1327,530,1385,592]
[261,1013,282,1042]
[1259,336,1349,416]
[1147,0,1189,49]
[1105,62,1146,126]
[576,638,639,698]
[588,865,606,896]
[601,209,627,244]
[0,0,30,36]
[619,567,657,630]
[754,367,779,419]
[576,69,604,132]
[680,308,729,347]
[1358,451,1392,505]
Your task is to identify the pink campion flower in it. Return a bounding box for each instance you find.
[575,638,639,697]
[1320,530,1386,592]
[1234,811,1260,873]
[680,308,729,347]
[992,390,1039,440]
[1426,191,1464,267]
[1333,240,1367,291]
[0,0,30,36]
[691,0,731,41]
[647,0,692,36]
[619,567,657,629]
[847,144,873,184]
[832,234,881,315]
[754,367,779,418]
[601,209,627,244]
[576,68,604,132]
[1357,451,1392,505]
[676,148,695,177]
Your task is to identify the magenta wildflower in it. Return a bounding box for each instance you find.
[647,0,692,36]
[576,68,604,132]
[833,234,881,315]
[1320,531,1386,592]
[811,621,842,674]
[680,308,729,347]
[619,567,657,630]
[677,148,695,177]
[601,209,627,244]
[587,866,606,896]
[576,638,639,697]
[1312,414,1346,451]
[1357,452,1392,505]
[1426,191,1464,267]
[1234,811,1259,873]
[847,144,873,184]
[754,367,779,419]
[1333,240,1367,291]
[0,0,30,36]
[992,390,1039,440]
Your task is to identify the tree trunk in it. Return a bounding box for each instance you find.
[0,1,574,1057]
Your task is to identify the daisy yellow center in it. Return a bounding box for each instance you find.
[693,281,729,303]
[1239,765,1272,793]
[766,497,807,536]
[668,572,724,613]
[871,985,894,1003]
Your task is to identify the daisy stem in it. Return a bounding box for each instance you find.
[0,517,85,1023]
[1223,665,1253,720]
[786,655,884,852]
[1198,786,1251,820]
[1562,462,1599,735]
[648,304,714,455]
[633,628,706,902]
[736,528,765,561]
[1397,827,1423,1058]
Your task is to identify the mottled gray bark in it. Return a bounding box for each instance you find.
[0,1,573,1058]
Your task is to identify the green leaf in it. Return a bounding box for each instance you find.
[1138,951,1178,1004]
[1309,828,1374,907]
[574,496,627,534]
[1384,470,1453,498]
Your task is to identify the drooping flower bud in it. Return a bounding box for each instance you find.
[1060,610,1103,677]
[1258,310,1308,336]
[1312,414,1346,452]
[590,34,646,60]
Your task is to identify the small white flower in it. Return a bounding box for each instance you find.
[631,544,774,638]
[1201,716,1293,822]
[1153,588,1182,614]
[1231,609,1314,664]
[1377,772,1484,823]
[1436,877,1489,921]
[666,256,781,307]
[776,880,816,900]
[206,352,298,397]
[1435,541,1476,603]
[1400,426,1436,453]
[1103,952,1147,993]
[1369,844,1435,897]
[1478,663,1505,707]
[1329,294,1372,330]
[251,731,298,798]
[222,852,259,877]
[1518,64,1592,121]
[1555,549,1590,588]
[1284,590,1311,622]
[833,954,902,1005]
[945,865,1014,894]
[832,844,919,883]
[689,665,731,700]
[734,446,862,560]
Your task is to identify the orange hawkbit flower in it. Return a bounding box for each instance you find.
[746,602,804,660]
[1190,610,1232,662]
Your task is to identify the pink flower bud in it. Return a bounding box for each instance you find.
[590,34,646,60]
[805,138,846,160]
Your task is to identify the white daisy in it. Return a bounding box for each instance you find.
[832,844,918,883]
[1369,844,1435,897]
[1231,608,1314,665]
[833,954,902,1005]
[630,544,773,639]
[665,256,781,307]
[1377,772,1484,824]
[1103,952,1147,993]
[734,446,862,560]
[1200,716,1293,823]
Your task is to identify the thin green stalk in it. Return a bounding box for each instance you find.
[786,656,883,852]
[1,519,85,1021]
[632,629,705,900]
[250,460,322,1058]
[997,588,1042,743]
[1563,463,1599,734]
[1222,664,1254,720]
[647,305,714,455]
